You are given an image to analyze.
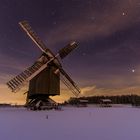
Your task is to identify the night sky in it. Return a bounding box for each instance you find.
[0,0,140,104]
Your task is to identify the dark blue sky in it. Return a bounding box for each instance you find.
[0,0,140,103]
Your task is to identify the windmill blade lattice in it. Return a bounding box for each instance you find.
[19,21,54,59]
[58,42,78,59]
[59,68,80,97]
[7,61,44,92]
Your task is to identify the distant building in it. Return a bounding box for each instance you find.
[100,99,112,107]
[77,99,88,107]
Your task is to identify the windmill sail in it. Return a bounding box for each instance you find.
[58,42,78,59]
[59,68,80,97]
[19,21,54,59]
[7,61,44,92]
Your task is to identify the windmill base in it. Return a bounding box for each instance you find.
[25,96,60,110]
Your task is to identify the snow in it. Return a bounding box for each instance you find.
[0,106,140,140]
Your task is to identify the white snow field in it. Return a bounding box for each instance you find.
[0,106,140,140]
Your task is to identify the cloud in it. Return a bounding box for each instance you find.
[0,52,37,84]
[0,53,28,72]
[81,85,96,95]
[80,85,140,97]
[45,0,139,47]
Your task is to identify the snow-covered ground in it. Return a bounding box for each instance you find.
[0,105,140,140]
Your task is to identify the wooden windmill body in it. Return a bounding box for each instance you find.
[7,21,80,110]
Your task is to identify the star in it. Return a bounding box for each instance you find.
[122,12,126,16]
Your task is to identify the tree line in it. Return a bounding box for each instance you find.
[67,95,140,106]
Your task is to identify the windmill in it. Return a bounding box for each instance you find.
[6,21,80,110]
